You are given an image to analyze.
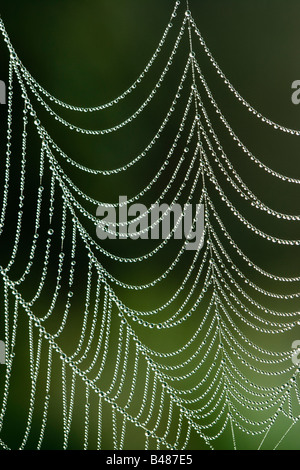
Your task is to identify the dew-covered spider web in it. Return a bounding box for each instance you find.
[0,1,300,450]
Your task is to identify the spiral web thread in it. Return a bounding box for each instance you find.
[0,1,300,450]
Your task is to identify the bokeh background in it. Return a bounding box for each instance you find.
[0,0,300,450]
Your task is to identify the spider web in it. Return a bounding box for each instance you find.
[0,1,299,450]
